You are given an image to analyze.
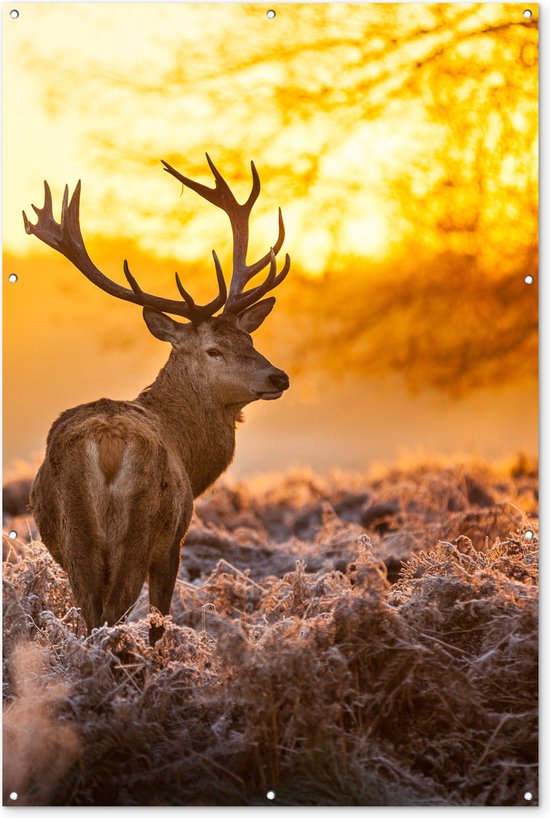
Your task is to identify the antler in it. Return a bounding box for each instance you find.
[22,180,226,322]
[23,156,289,322]
[162,153,290,315]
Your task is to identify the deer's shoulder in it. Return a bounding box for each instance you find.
[46,398,158,446]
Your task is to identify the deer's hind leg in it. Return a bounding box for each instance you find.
[31,470,66,570]
[148,528,186,645]
[99,496,153,628]
[147,474,192,645]
[63,537,106,633]
[100,563,149,628]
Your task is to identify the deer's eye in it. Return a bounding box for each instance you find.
[206,348,223,359]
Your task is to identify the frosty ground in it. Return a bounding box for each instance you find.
[2,458,538,806]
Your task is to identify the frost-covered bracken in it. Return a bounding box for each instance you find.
[2,459,538,806]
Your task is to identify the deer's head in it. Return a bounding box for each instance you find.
[23,155,291,408]
[142,304,289,406]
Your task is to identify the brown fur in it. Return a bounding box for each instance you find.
[31,310,289,644]
[96,430,126,486]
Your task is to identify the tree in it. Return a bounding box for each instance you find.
[19,3,538,394]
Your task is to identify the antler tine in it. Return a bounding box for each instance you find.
[224,250,291,315]
[61,184,70,228]
[163,155,289,315]
[173,250,227,320]
[23,181,215,321]
[209,250,229,311]
[229,207,286,294]
[162,158,222,208]
[162,153,260,216]
[28,179,53,221]
[174,272,197,311]
[42,179,53,213]
[24,180,65,252]
[246,161,261,210]
[206,152,261,212]
[123,259,151,300]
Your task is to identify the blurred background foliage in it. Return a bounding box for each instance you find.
[4,3,538,468]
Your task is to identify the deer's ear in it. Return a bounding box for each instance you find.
[142,308,186,344]
[236,298,276,334]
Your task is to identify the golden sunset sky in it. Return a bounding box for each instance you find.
[3,3,538,476]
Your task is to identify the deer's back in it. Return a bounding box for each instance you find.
[31,398,192,557]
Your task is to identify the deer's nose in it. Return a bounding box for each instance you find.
[269,371,290,391]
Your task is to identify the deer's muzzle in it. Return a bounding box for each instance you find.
[256,369,289,400]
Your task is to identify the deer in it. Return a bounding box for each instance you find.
[24,154,290,644]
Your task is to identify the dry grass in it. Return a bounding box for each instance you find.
[2,458,538,806]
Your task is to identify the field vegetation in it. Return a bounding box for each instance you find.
[2,458,538,806]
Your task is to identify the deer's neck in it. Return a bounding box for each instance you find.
[136,354,239,497]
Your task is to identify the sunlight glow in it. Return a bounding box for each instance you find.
[3,3,538,471]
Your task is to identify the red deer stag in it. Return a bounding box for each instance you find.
[24,155,290,644]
